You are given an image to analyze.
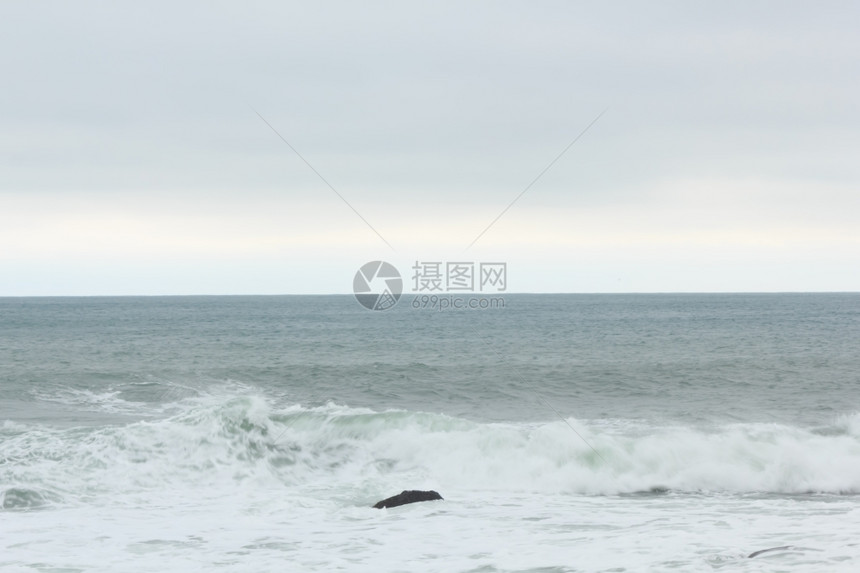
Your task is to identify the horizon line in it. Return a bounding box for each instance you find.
[0,290,857,299]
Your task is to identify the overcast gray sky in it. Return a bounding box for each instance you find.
[1,1,858,295]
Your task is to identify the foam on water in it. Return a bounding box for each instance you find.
[5,393,860,508]
[3,391,860,571]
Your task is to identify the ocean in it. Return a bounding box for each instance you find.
[1,293,859,572]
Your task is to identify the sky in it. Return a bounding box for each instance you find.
[1,1,858,295]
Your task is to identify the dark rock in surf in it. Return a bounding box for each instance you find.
[372,490,443,509]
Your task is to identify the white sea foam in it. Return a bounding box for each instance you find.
[3,394,860,571]
[5,396,860,504]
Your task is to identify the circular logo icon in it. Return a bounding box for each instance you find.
[353,261,402,311]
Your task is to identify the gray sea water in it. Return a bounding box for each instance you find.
[2,293,859,571]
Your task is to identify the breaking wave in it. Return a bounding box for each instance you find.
[3,394,860,511]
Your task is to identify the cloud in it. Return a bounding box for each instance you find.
[1,1,858,293]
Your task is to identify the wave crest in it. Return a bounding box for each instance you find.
[4,397,860,502]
